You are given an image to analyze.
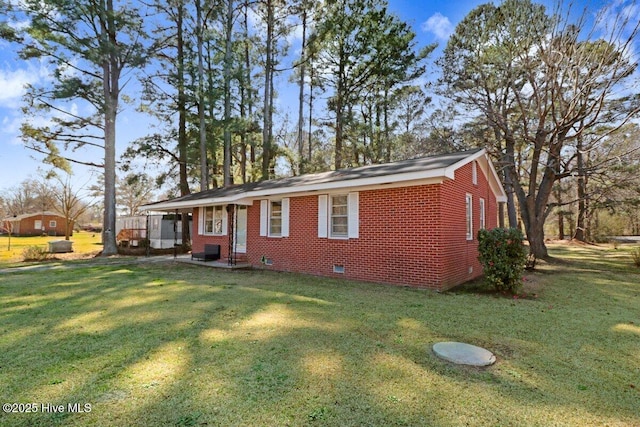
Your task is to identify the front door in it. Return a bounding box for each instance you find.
[236,206,247,253]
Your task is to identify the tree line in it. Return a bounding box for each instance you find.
[1,0,639,259]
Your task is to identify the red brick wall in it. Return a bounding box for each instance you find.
[191,212,230,259]
[15,214,73,237]
[438,162,498,288]
[245,186,446,289]
[191,161,500,291]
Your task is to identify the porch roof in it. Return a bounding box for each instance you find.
[142,148,507,211]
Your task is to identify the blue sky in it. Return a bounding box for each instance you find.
[0,0,628,192]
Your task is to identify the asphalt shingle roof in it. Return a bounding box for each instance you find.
[145,148,484,209]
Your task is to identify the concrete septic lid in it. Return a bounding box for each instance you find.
[432,342,496,366]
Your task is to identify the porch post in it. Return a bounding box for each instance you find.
[145,212,150,257]
[173,209,178,259]
[227,204,236,266]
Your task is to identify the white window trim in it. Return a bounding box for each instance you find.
[479,198,486,231]
[318,192,359,239]
[260,198,289,238]
[466,194,473,240]
[199,206,227,236]
[269,200,283,237]
[49,220,57,228]
[329,194,349,239]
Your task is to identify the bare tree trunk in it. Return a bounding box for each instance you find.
[206,41,219,188]
[196,0,209,191]
[176,2,191,246]
[558,213,565,239]
[384,87,392,163]
[297,9,307,175]
[308,56,314,164]
[574,132,587,241]
[335,56,344,170]
[244,2,255,181]
[261,0,274,180]
[101,0,119,256]
[555,185,565,239]
[223,0,234,186]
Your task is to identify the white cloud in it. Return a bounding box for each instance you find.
[0,60,50,108]
[1,115,21,136]
[0,68,32,106]
[421,12,453,41]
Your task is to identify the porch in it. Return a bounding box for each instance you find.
[171,254,251,269]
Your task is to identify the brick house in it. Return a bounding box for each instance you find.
[143,149,507,291]
[2,211,73,237]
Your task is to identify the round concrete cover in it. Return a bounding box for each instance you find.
[432,342,496,366]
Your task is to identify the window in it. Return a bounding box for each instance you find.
[479,198,486,230]
[49,220,57,228]
[202,206,225,235]
[260,199,289,237]
[318,193,359,239]
[466,194,473,240]
[330,195,349,238]
[34,220,42,231]
[269,201,282,236]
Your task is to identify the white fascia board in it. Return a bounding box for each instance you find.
[446,149,508,203]
[446,148,487,173]
[480,159,508,202]
[141,198,254,212]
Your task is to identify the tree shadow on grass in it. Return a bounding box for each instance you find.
[0,263,638,426]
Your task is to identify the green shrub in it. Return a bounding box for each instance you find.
[478,228,527,293]
[631,247,640,268]
[22,245,51,262]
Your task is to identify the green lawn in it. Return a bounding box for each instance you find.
[0,232,103,265]
[0,243,638,426]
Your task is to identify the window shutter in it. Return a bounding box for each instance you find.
[318,195,328,238]
[198,207,204,235]
[281,198,290,237]
[348,192,359,238]
[221,206,228,236]
[260,200,268,236]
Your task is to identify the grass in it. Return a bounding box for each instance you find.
[0,243,638,426]
[0,232,103,265]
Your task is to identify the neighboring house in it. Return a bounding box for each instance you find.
[142,148,507,291]
[2,211,73,237]
[116,214,191,249]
